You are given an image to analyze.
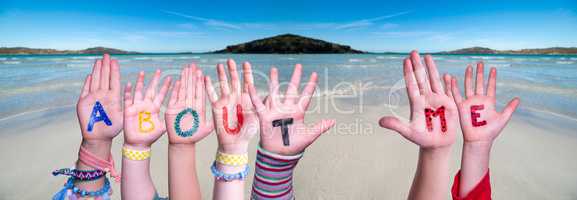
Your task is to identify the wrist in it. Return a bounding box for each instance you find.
[169,143,196,152]
[420,145,452,156]
[123,143,151,151]
[80,139,112,159]
[218,143,249,154]
[462,141,492,165]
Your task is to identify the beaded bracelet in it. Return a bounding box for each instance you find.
[52,168,106,181]
[122,146,151,161]
[215,151,249,166]
[52,177,111,200]
[210,161,249,182]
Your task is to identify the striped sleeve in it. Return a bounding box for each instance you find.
[251,146,303,200]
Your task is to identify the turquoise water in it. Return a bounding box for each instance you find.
[1,54,576,130]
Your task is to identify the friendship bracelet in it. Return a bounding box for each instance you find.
[210,161,249,182]
[52,168,106,181]
[52,177,111,200]
[215,151,249,166]
[251,145,303,200]
[122,146,151,161]
[79,146,121,182]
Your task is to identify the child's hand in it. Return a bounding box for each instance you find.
[77,54,123,141]
[450,62,520,144]
[379,51,459,149]
[123,70,171,147]
[205,59,259,154]
[247,64,335,155]
[165,65,213,145]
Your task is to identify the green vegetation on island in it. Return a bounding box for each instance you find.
[214,34,365,54]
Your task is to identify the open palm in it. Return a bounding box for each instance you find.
[450,62,520,143]
[124,70,171,146]
[205,59,258,153]
[165,65,213,144]
[248,64,335,155]
[379,51,458,148]
[77,54,123,140]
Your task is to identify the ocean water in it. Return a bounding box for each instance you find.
[0,53,576,131]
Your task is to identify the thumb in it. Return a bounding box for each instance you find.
[379,116,411,138]
[500,97,520,122]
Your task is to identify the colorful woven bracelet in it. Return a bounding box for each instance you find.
[122,146,151,161]
[210,161,249,182]
[215,151,249,166]
[251,145,303,200]
[52,168,106,181]
[52,177,111,200]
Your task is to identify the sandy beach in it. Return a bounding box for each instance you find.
[1,102,576,199]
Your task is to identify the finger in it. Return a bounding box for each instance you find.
[110,59,121,92]
[263,95,271,109]
[269,67,281,107]
[199,75,207,116]
[227,59,241,95]
[178,67,188,103]
[298,72,317,111]
[205,76,219,103]
[242,62,255,93]
[194,69,204,110]
[309,119,336,135]
[378,116,412,138]
[154,76,172,107]
[451,77,464,104]
[100,54,111,90]
[133,71,145,103]
[403,58,420,100]
[424,55,443,93]
[124,82,133,107]
[443,74,452,97]
[187,64,197,106]
[248,83,266,113]
[80,75,92,98]
[145,69,161,100]
[217,63,231,96]
[90,59,102,92]
[475,62,485,95]
[284,64,302,104]
[465,65,474,97]
[410,50,431,94]
[169,80,181,106]
[500,97,520,122]
[487,67,497,97]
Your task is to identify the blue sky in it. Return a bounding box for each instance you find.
[0,0,576,52]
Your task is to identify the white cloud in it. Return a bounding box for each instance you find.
[335,11,410,30]
[380,23,398,29]
[162,10,241,30]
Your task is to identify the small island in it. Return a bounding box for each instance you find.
[438,46,577,55]
[0,47,139,55]
[214,34,365,54]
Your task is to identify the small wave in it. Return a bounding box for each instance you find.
[2,61,21,64]
[0,104,75,122]
[0,82,82,97]
[348,59,363,63]
[66,63,88,68]
[556,61,575,65]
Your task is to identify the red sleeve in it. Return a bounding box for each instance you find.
[451,169,492,200]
